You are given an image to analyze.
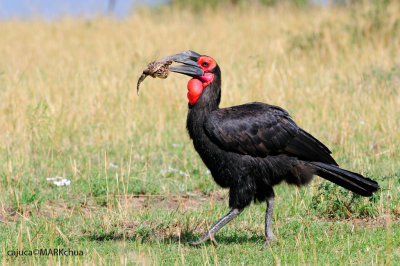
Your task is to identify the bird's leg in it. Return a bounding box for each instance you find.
[188,208,243,246]
[263,196,276,244]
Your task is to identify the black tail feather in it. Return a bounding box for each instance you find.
[310,162,379,197]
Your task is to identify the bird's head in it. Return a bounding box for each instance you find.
[154,50,220,106]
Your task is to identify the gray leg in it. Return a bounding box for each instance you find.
[264,196,276,243]
[188,208,243,246]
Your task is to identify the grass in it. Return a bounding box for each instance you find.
[0,1,399,264]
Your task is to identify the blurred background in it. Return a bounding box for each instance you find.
[1,0,337,20]
[0,0,149,19]
[0,0,399,264]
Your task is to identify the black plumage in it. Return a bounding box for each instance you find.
[139,51,380,245]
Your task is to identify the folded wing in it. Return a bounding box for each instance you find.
[204,102,337,165]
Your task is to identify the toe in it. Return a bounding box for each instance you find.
[262,235,276,246]
[210,237,218,246]
[188,240,203,246]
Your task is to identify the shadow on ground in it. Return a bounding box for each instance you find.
[87,229,264,246]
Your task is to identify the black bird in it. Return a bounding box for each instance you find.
[138,51,379,245]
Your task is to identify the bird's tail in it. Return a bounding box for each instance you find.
[310,162,379,197]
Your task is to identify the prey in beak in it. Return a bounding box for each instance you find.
[137,50,203,94]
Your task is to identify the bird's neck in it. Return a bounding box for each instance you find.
[192,81,220,110]
[186,80,221,139]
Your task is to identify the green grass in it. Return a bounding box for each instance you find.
[1,1,400,264]
[1,184,399,264]
[1,138,399,264]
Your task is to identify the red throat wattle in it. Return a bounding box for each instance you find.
[187,73,214,105]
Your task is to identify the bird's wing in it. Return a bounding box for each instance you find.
[204,102,337,165]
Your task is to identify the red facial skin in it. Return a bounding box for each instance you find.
[187,56,216,105]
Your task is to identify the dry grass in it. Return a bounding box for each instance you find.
[0,1,399,264]
[0,2,398,173]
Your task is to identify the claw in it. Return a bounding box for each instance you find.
[187,208,242,247]
[188,233,218,246]
[262,234,276,247]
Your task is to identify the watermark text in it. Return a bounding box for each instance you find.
[7,248,84,258]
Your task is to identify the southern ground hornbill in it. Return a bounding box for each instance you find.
[137,50,379,246]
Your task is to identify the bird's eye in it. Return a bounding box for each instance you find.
[202,62,209,67]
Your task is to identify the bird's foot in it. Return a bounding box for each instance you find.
[262,234,276,246]
[188,233,218,246]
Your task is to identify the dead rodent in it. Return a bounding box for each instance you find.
[137,59,173,94]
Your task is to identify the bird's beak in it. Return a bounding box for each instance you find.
[161,50,204,77]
